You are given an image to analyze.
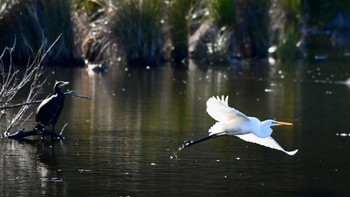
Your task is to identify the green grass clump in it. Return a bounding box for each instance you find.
[110,0,165,67]
[206,0,235,28]
[269,0,302,62]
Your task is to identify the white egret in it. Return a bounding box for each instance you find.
[179,96,298,156]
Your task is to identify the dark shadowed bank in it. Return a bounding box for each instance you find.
[0,0,78,64]
[1,0,350,67]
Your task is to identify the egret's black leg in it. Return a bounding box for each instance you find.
[178,133,225,151]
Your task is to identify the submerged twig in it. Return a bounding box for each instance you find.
[60,122,69,135]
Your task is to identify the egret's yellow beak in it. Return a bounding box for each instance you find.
[275,121,293,126]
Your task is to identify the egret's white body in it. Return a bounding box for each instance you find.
[179,96,298,156]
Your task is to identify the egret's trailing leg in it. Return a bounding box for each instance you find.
[178,133,224,151]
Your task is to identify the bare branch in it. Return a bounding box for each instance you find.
[0,100,42,110]
[60,122,69,135]
[0,90,91,110]
[1,35,63,136]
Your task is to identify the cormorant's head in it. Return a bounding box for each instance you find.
[54,81,69,93]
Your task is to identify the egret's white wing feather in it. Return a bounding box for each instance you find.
[236,133,298,156]
[208,122,225,135]
[206,96,249,122]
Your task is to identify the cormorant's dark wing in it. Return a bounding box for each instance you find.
[36,94,63,125]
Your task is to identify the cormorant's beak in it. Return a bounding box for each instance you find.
[274,121,293,126]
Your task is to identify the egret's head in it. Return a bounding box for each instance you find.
[263,119,293,127]
[54,81,69,92]
[260,119,293,137]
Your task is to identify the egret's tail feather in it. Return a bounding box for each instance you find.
[178,134,223,151]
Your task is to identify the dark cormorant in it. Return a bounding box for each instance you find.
[34,81,69,135]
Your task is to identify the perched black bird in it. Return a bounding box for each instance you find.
[35,81,69,136]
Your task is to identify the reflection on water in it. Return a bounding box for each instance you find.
[1,61,350,196]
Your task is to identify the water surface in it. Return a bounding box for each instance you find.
[1,62,350,196]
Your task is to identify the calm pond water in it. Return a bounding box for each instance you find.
[1,61,350,196]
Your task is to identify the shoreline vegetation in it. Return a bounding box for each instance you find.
[1,0,350,68]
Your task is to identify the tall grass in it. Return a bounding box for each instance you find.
[110,0,165,67]
[186,0,235,64]
[73,0,113,64]
[235,0,270,59]
[206,0,235,28]
[205,0,236,62]
[270,0,302,62]
[168,0,191,64]
[4,0,346,67]
[0,0,77,64]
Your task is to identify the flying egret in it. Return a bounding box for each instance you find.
[179,96,298,156]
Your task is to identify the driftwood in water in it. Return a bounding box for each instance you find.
[4,122,68,140]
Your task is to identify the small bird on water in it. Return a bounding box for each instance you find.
[34,81,69,138]
[179,96,298,156]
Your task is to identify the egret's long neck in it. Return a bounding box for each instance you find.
[259,121,273,138]
[247,117,270,138]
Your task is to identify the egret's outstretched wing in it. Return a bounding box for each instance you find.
[206,96,249,122]
[236,133,298,156]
